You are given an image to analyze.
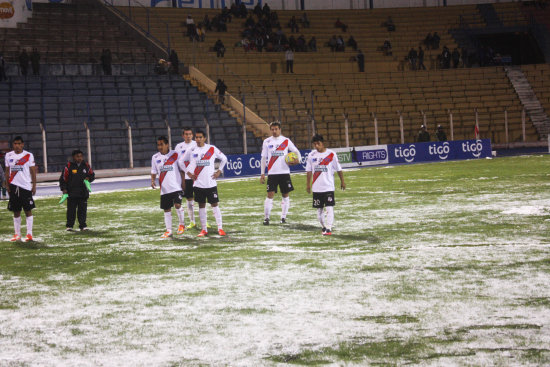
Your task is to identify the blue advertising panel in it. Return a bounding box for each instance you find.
[388,139,492,164]
[223,150,311,178]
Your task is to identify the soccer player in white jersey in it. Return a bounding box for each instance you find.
[306,134,346,236]
[174,127,197,231]
[151,136,186,238]
[186,130,228,237]
[5,136,37,242]
[260,121,301,225]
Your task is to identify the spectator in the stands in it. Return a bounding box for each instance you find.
[423,33,433,49]
[328,35,338,52]
[356,49,365,73]
[154,59,170,75]
[432,32,440,49]
[100,48,112,75]
[408,47,418,70]
[186,15,196,40]
[435,125,447,141]
[347,35,358,51]
[288,16,299,33]
[417,125,430,142]
[253,2,262,17]
[441,46,451,69]
[382,39,392,56]
[285,48,294,73]
[19,49,29,77]
[196,24,206,42]
[262,3,271,16]
[452,48,460,68]
[214,39,225,57]
[215,79,227,104]
[334,18,348,32]
[30,48,40,76]
[169,50,179,74]
[308,36,317,52]
[383,16,395,31]
[203,14,212,31]
[300,13,310,28]
[336,36,345,52]
[238,2,248,18]
[0,53,6,82]
[418,46,426,70]
[296,35,306,52]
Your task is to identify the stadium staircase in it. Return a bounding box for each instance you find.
[505,66,550,139]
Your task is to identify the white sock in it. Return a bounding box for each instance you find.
[281,196,290,219]
[325,206,334,230]
[13,216,21,236]
[187,200,195,223]
[317,208,325,228]
[26,216,33,236]
[264,198,273,219]
[199,207,207,231]
[176,207,185,225]
[164,211,172,232]
[212,206,223,230]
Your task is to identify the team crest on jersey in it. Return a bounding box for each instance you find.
[12,166,23,172]
[197,160,210,167]
[161,165,174,172]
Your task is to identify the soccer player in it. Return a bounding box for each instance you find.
[151,136,186,238]
[175,127,197,231]
[305,134,346,236]
[260,121,301,225]
[186,130,227,237]
[59,149,95,231]
[5,136,37,242]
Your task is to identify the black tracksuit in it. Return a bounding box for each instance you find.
[59,161,95,229]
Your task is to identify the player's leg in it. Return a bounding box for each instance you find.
[22,188,36,241]
[281,193,290,223]
[323,192,335,235]
[208,188,225,235]
[174,191,185,234]
[66,197,77,230]
[185,179,196,228]
[160,193,174,238]
[77,198,88,230]
[24,209,33,241]
[280,174,294,223]
[12,211,22,241]
[8,185,22,241]
[195,188,208,236]
[313,193,325,233]
[264,175,276,225]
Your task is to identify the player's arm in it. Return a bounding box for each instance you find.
[85,162,95,183]
[59,165,68,194]
[288,140,302,163]
[30,165,37,195]
[186,160,197,181]
[5,165,10,193]
[213,150,227,179]
[150,156,157,189]
[337,170,346,190]
[260,140,267,184]
[179,170,186,191]
[333,155,345,190]
[305,157,312,194]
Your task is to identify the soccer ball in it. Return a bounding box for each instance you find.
[285,152,299,166]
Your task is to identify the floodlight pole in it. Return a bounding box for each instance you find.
[39,122,47,173]
[83,122,92,166]
[448,109,454,141]
[343,113,350,148]
[398,111,404,144]
[125,120,134,169]
[373,112,379,145]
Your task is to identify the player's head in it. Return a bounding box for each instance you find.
[312,134,325,151]
[182,127,194,143]
[270,121,281,137]
[72,149,84,164]
[195,130,206,146]
[156,136,170,154]
[12,136,24,153]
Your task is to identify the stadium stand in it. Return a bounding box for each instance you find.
[126,5,544,148]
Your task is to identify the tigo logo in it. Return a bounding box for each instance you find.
[0,2,15,19]
[429,142,450,160]
[461,140,484,158]
[394,145,416,163]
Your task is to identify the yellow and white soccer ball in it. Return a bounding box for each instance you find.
[284,152,300,166]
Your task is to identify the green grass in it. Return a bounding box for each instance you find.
[1,155,550,365]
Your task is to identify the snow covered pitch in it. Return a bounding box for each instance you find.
[1,155,549,366]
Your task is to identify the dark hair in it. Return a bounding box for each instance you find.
[270,121,281,129]
[312,134,324,143]
[12,136,24,143]
[157,136,169,144]
[182,127,193,135]
[72,149,84,156]
[195,129,206,137]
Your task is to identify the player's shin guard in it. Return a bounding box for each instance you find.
[176,207,185,225]
[281,196,290,219]
[26,216,33,236]
[187,200,195,223]
[212,206,223,230]
[264,198,273,219]
[199,207,207,231]
[325,206,334,230]
[13,216,21,236]
[317,208,325,228]
[164,211,172,232]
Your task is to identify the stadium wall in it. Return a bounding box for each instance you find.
[87,0,517,9]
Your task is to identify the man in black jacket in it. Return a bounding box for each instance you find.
[59,150,95,231]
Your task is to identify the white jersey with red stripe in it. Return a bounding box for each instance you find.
[175,140,197,173]
[5,150,35,191]
[306,148,342,192]
[186,144,228,189]
[151,150,183,195]
[261,135,301,175]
